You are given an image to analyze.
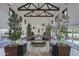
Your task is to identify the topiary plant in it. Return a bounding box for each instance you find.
[8,8,22,45]
[27,23,32,37]
[45,24,51,37]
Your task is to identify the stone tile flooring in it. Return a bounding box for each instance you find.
[70,48,79,56]
[24,41,79,56]
[26,41,51,56]
[24,47,79,56]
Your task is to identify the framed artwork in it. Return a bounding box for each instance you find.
[33,26,35,29]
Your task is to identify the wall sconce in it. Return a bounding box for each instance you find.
[24,20,26,24]
[51,20,53,24]
[33,26,35,29]
[19,16,22,22]
[62,8,69,19]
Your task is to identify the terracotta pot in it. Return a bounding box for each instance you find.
[51,44,71,56]
[58,46,71,56]
[4,46,18,56]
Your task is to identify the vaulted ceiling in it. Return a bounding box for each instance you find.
[18,3,60,17]
[1,3,79,29]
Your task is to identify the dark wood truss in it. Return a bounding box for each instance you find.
[24,11,54,17]
[18,3,60,17]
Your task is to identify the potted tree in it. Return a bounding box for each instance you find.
[44,24,51,40]
[56,27,71,56]
[52,12,71,56]
[56,9,70,56]
[43,24,52,40]
[52,25,71,56]
[5,8,22,56]
[27,23,33,40]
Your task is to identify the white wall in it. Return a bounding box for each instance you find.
[0,3,9,29]
[23,17,53,35]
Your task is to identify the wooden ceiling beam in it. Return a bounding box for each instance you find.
[24,16,53,17]
[46,3,60,11]
[18,9,59,11]
[18,3,60,11]
[18,3,31,10]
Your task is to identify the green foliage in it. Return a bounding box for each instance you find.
[27,23,32,37]
[56,25,68,44]
[63,16,69,20]
[60,25,67,33]
[45,24,51,37]
[60,25,68,38]
[8,10,22,41]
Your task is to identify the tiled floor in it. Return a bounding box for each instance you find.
[24,47,79,56]
[0,40,79,56]
[25,41,79,56]
[0,45,79,56]
[26,41,51,56]
[70,48,79,56]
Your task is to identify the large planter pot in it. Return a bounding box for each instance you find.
[4,46,18,56]
[51,44,71,56]
[51,44,58,56]
[17,43,27,56]
[58,45,71,56]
